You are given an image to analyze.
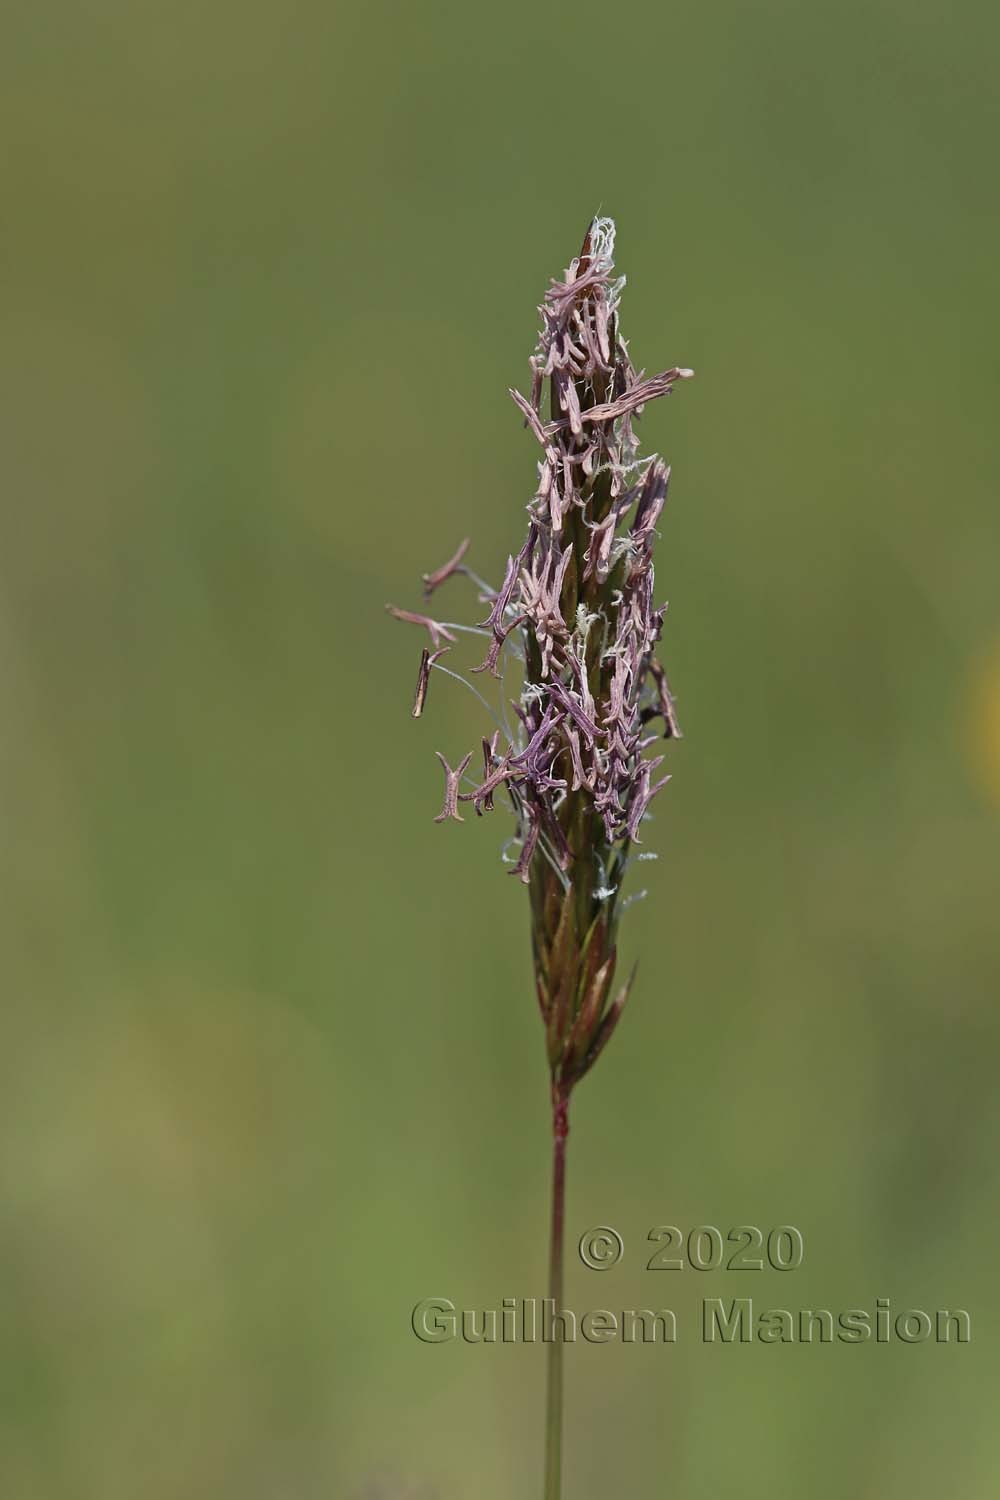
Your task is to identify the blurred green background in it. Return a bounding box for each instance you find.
[2,2,998,1496]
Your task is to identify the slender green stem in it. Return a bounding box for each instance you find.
[544,1086,570,1500]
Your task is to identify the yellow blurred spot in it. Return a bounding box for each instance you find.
[967,644,1000,808]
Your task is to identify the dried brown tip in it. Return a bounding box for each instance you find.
[578,218,596,272]
[411,646,449,718]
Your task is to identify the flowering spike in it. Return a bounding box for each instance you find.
[390,218,690,1092]
[387,220,694,1500]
